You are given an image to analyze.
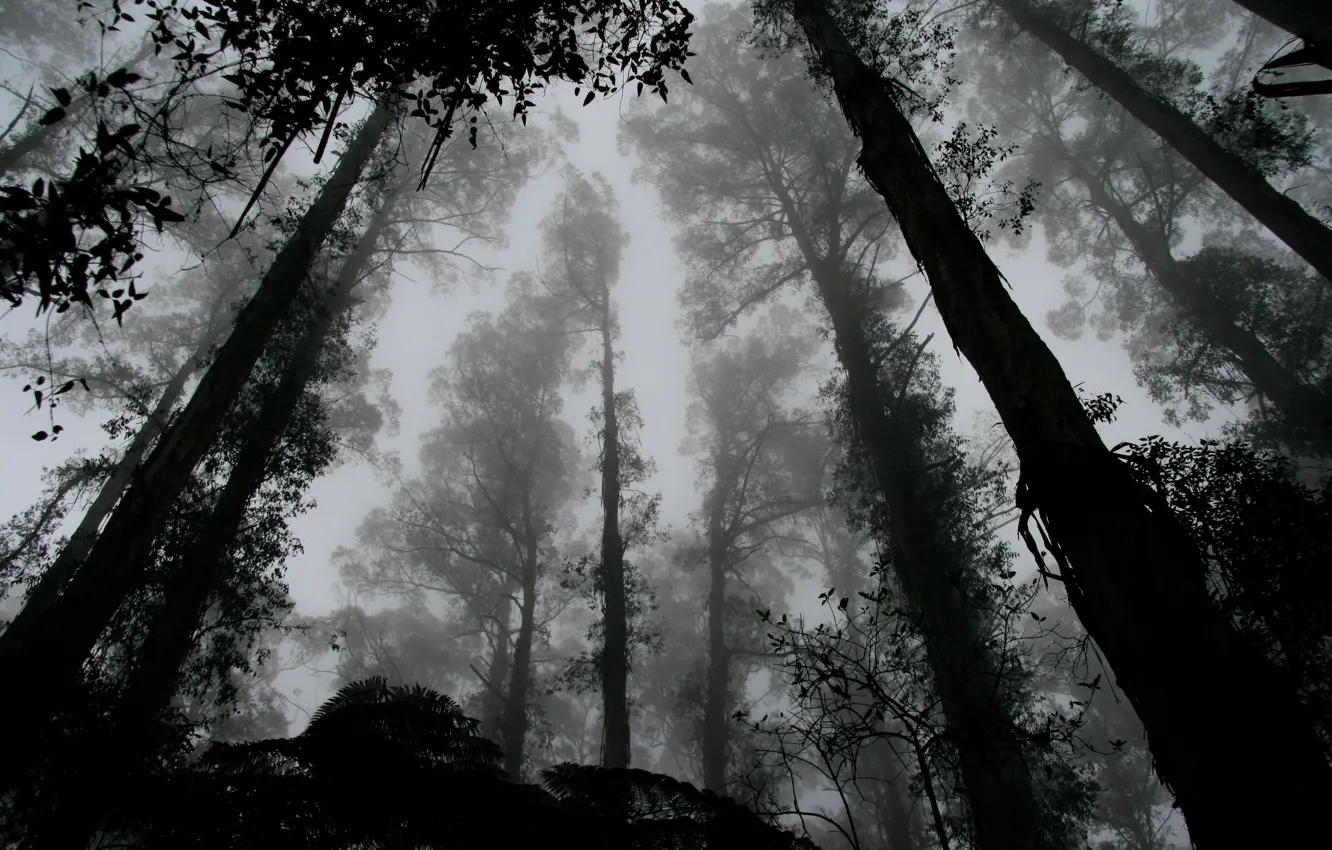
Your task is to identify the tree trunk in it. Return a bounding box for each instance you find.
[481,593,513,741]
[814,256,1055,850]
[0,37,155,178]
[995,0,1332,285]
[788,1,1332,846]
[1230,0,1332,49]
[502,534,540,780]
[15,292,232,628]
[701,489,730,792]
[1065,157,1332,454]
[20,175,400,850]
[114,181,397,753]
[0,101,397,763]
[599,293,630,770]
[752,66,1052,848]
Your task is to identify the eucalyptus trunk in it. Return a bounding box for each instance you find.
[599,294,630,770]
[114,182,398,754]
[788,1,1332,845]
[814,258,1055,850]
[994,0,1332,285]
[17,292,233,628]
[701,488,730,792]
[482,594,514,741]
[0,101,397,767]
[502,534,540,780]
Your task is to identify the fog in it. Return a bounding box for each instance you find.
[1,0,1329,848]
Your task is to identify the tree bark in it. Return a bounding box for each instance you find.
[701,488,730,792]
[502,532,540,780]
[1230,0,1332,49]
[0,100,397,761]
[481,593,513,741]
[788,1,1332,846]
[599,289,630,770]
[1064,156,1332,454]
[994,0,1332,285]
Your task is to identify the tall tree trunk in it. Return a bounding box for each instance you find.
[15,291,233,628]
[751,76,1052,849]
[701,488,730,792]
[787,1,1332,846]
[0,101,397,769]
[481,593,514,741]
[1064,156,1332,453]
[114,183,397,753]
[994,0,1332,285]
[1230,0,1332,49]
[502,534,540,780]
[599,293,630,770]
[815,258,1054,850]
[21,177,399,850]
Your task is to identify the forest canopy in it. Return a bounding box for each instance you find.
[0,1,1329,849]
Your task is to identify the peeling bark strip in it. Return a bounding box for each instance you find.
[994,0,1332,286]
[0,101,398,763]
[785,0,1332,846]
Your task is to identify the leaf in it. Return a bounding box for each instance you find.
[52,87,72,106]
[54,380,76,395]
[105,68,142,88]
[679,68,691,84]
[582,91,595,106]
[39,107,67,125]
[32,431,48,441]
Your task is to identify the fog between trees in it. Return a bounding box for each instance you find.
[0,1,1329,848]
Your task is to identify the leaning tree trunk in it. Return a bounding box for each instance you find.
[32,203,394,850]
[994,0,1332,285]
[753,90,1052,848]
[1229,0,1332,50]
[0,101,397,771]
[113,177,400,756]
[700,487,731,793]
[15,290,234,628]
[599,289,631,770]
[502,532,541,780]
[788,1,1332,846]
[817,263,1055,850]
[1064,156,1332,454]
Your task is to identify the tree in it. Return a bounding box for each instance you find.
[0,103,400,785]
[97,677,820,850]
[538,169,636,768]
[683,307,823,794]
[1230,0,1332,54]
[986,0,1332,285]
[625,8,1071,846]
[967,29,1332,456]
[762,0,1332,844]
